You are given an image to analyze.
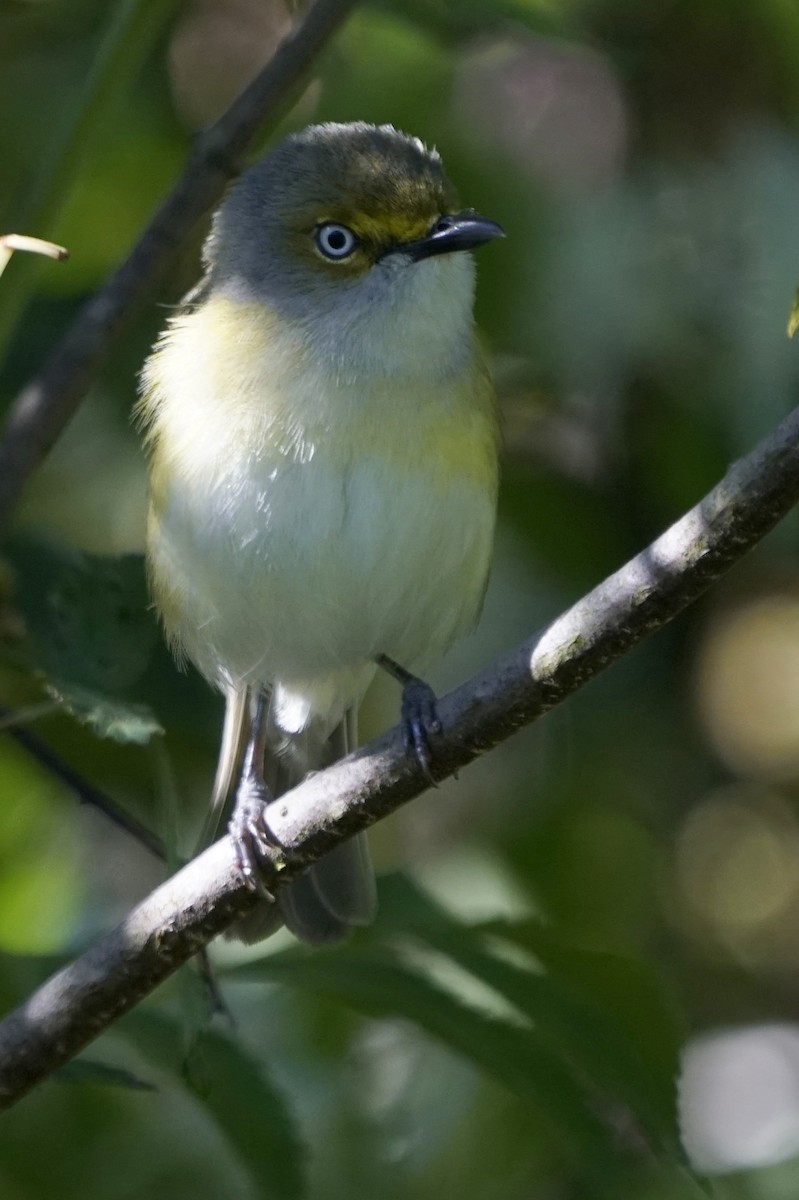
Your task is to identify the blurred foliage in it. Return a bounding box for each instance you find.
[2,0,799,1196]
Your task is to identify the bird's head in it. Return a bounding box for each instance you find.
[204,122,503,371]
[203,123,499,319]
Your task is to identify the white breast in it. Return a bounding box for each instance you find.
[143,255,496,733]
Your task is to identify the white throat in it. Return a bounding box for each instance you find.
[300,252,477,381]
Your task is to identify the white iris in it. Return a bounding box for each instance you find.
[315,223,358,259]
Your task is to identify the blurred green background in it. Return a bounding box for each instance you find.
[2,0,799,1196]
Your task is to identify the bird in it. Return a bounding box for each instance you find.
[137,121,503,944]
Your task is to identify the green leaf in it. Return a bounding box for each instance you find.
[124,1010,307,1200]
[484,916,684,1110]
[376,874,683,1155]
[229,946,631,1180]
[6,539,155,689]
[2,537,163,743]
[57,1058,156,1092]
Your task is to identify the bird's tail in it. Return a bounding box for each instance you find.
[201,686,376,945]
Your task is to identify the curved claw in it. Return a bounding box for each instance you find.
[229,778,277,901]
[400,678,443,785]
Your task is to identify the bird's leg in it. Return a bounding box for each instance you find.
[229,689,277,899]
[376,654,442,784]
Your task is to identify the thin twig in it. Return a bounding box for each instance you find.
[1,401,798,1107]
[0,704,165,860]
[0,236,69,262]
[0,0,360,529]
[0,235,69,282]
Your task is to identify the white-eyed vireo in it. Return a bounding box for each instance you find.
[138,122,503,944]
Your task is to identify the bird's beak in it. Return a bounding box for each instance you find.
[398,212,505,262]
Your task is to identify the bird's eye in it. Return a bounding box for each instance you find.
[315,223,358,260]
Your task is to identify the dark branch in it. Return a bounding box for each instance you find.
[0,0,360,530]
[1,402,798,1108]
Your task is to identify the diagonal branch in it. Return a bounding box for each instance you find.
[1,402,798,1109]
[0,0,360,530]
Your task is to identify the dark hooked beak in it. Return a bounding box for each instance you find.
[394,212,505,262]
